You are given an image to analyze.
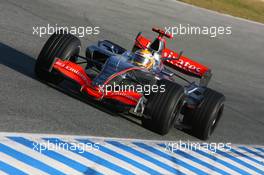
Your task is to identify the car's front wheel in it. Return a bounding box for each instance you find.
[142,80,185,135]
[35,31,81,84]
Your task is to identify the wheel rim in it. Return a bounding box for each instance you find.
[209,103,224,136]
[63,45,81,62]
[169,95,184,127]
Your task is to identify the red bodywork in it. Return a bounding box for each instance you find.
[51,28,210,107]
[135,28,210,78]
[53,59,142,106]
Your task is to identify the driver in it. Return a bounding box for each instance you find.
[130,49,155,70]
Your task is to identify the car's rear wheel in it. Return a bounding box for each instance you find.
[35,31,81,84]
[184,88,225,140]
[142,80,185,135]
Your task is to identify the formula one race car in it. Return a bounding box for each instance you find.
[35,28,225,140]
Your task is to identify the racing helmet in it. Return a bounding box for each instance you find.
[131,49,155,69]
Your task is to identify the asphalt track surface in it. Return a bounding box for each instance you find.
[0,0,264,145]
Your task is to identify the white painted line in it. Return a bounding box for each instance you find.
[230,148,264,172]
[0,132,263,175]
[66,138,149,175]
[245,146,264,156]
[0,170,9,175]
[199,148,262,175]
[0,132,263,148]
[132,142,219,175]
[183,148,240,175]
[235,146,264,162]
[0,152,48,175]
[36,138,120,175]
[101,141,177,175]
[1,139,83,175]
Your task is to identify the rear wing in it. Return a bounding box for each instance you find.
[162,48,209,78]
[134,32,212,84]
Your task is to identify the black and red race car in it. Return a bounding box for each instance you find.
[35,28,225,140]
